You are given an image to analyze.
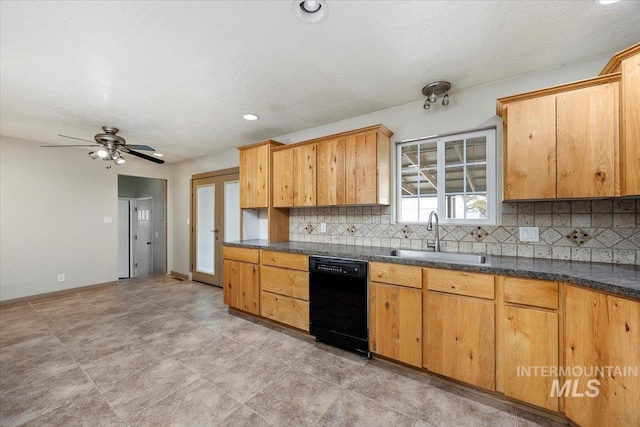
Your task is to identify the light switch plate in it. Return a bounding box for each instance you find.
[103,216,113,224]
[320,223,327,233]
[519,227,539,242]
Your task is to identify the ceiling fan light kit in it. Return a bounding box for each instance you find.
[42,126,164,165]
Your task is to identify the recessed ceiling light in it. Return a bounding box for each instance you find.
[293,0,328,23]
[243,113,259,121]
[153,153,164,157]
[598,0,619,4]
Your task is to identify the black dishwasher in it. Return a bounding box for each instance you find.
[309,256,370,357]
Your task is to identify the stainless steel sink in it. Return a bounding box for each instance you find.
[386,249,487,265]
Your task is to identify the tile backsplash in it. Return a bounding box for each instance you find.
[289,199,640,265]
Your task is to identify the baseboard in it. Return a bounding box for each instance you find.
[170,270,189,280]
[0,280,118,305]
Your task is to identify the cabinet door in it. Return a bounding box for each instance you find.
[317,138,346,206]
[238,262,260,315]
[345,132,378,204]
[565,286,639,427]
[272,149,294,207]
[239,149,254,208]
[293,144,317,206]
[504,96,556,200]
[427,292,495,390]
[252,144,270,208]
[504,306,559,411]
[370,282,422,367]
[223,260,239,307]
[621,52,640,195]
[557,83,618,198]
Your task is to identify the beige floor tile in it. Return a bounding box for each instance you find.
[218,405,274,427]
[246,369,342,427]
[318,390,416,427]
[205,348,289,403]
[80,342,167,388]
[347,360,431,418]
[64,327,143,364]
[0,367,95,426]
[24,389,124,426]
[142,324,219,356]
[125,378,241,426]
[292,347,365,387]
[100,357,199,419]
[0,346,77,393]
[0,334,65,364]
[172,332,248,375]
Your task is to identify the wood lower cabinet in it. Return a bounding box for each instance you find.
[426,292,496,390]
[259,251,310,331]
[503,306,559,411]
[564,286,639,427]
[223,259,260,315]
[369,281,422,367]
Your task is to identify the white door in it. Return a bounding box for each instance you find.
[117,199,130,278]
[134,198,153,277]
[193,180,216,284]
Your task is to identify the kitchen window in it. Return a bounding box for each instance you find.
[396,128,497,225]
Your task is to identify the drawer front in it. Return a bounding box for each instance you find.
[425,268,495,299]
[504,277,558,310]
[370,262,422,289]
[261,291,309,331]
[223,246,259,264]
[261,250,309,271]
[261,265,309,301]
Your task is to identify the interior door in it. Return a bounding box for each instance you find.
[191,170,240,286]
[134,198,153,277]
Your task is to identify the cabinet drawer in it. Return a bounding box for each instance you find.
[504,277,558,310]
[370,262,422,289]
[425,268,494,299]
[261,291,309,331]
[261,250,309,271]
[261,265,309,301]
[223,247,259,264]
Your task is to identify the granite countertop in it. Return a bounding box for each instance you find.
[225,240,640,299]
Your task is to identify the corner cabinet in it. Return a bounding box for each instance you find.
[222,247,260,315]
[239,140,283,209]
[272,125,392,208]
[499,76,620,200]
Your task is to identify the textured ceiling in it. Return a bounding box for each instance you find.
[1,1,639,163]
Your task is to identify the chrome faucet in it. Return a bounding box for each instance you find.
[426,211,441,252]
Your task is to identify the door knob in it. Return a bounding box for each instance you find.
[214,229,220,233]
[146,242,151,245]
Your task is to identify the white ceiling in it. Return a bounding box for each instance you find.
[1,1,639,163]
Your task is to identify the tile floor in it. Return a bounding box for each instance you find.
[0,275,567,426]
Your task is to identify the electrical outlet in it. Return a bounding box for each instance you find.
[519,227,539,242]
[320,222,327,233]
[57,273,65,282]
[103,216,113,224]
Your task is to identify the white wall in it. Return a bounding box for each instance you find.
[0,136,173,300]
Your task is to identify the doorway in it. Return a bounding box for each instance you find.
[117,175,167,278]
[191,168,240,286]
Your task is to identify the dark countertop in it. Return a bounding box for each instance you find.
[225,240,640,300]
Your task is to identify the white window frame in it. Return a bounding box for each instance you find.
[395,128,497,225]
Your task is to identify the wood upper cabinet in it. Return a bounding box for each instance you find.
[272,144,317,207]
[557,83,618,198]
[239,141,282,208]
[499,74,621,200]
[564,286,639,427]
[317,138,346,205]
[426,292,495,390]
[503,95,557,200]
[345,131,384,205]
[621,50,640,195]
[370,281,422,367]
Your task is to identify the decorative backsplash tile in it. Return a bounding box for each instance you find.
[289,199,640,265]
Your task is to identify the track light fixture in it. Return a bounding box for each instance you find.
[422,81,451,110]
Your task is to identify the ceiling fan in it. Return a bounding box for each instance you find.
[41,126,165,165]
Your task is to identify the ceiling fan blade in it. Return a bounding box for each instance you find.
[126,144,155,151]
[41,144,99,148]
[121,147,165,164]
[57,134,96,143]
